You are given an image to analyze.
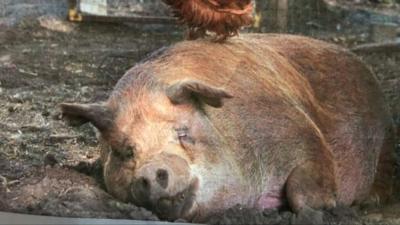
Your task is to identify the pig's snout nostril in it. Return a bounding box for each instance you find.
[137,177,151,191]
[156,169,169,189]
[130,177,152,209]
[158,198,172,209]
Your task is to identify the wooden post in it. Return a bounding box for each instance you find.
[276,0,288,32]
[67,0,175,24]
[68,0,82,22]
[256,0,288,32]
[80,0,108,15]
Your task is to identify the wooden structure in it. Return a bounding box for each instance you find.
[68,0,176,24]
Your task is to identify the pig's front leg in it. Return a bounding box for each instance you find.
[286,159,337,225]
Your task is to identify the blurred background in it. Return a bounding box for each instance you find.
[0,0,399,223]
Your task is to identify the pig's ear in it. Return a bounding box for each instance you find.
[59,103,113,132]
[166,81,233,108]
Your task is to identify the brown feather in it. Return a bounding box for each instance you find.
[162,0,254,41]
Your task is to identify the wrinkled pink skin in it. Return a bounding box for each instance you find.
[62,34,394,222]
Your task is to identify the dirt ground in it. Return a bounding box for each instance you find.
[0,18,181,221]
[0,13,399,225]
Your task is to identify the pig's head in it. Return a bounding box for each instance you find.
[60,80,241,221]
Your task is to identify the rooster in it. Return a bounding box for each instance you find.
[162,0,254,42]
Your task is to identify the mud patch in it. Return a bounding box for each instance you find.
[206,205,365,225]
[5,166,158,221]
[206,207,292,225]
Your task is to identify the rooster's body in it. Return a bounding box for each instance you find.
[163,0,254,42]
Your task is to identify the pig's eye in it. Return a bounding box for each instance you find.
[111,145,135,160]
[176,127,195,146]
[124,146,135,158]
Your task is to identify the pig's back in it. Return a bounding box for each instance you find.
[253,34,392,204]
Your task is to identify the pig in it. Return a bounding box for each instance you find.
[60,34,395,223]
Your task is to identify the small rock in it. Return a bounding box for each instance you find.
[0,175,7,187]
[51,110,63,120]
[0,195,7,211]
[8,105,19,113]
[32,114,48,127]
[365,213,383,221]
[86,152,94,159]
[10,132,23,143]
[38,15,75,33]
[44,153,59,167]
[42,110,50,117]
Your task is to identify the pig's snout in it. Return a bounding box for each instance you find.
[138,168,169,189]
[130,167,171,207]
[129,155,197,220]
